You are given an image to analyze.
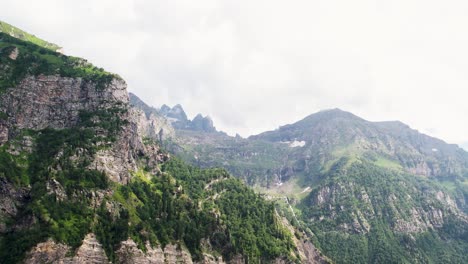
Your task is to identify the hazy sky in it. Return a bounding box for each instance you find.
[1,0,467,149]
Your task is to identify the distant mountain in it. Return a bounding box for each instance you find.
[252,108,468,180]
[129,93,217,133]
[131,99,468,263]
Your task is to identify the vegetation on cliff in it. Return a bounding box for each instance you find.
[0,29,297,263]
[0,32,118,92]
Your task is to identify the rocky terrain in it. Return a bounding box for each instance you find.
[0,24,330,263]
[2,20,467,264]
[132,94,218,133]
[130,94,468,263]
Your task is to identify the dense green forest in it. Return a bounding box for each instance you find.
[297,160,468,263]
[0,113,296,263]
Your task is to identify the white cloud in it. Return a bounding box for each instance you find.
[1,0,467,147]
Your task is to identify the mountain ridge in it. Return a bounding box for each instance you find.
[129,93,468,263]
[1,21,467,264]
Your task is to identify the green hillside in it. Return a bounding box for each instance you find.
[0,26,300,263]
[131,95,468,263]
[0,20,61,51]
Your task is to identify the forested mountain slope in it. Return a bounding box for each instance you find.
[131,95,468,263]
[0,27,329,263]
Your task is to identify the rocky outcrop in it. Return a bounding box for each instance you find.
[160,104,188,123]
[134,108,175,142]
[8,46,18,60]
[26,236,229,264]
[0,122,7,145]
[280,218,330,264]
[0,75,127,131]
[91,113,142,183]
[129,92,176,141]
[0,178,30,233]
[190,114,216,133]
[0,74,171,184]
[116,239,228,264]
[24,239,70,264]
[24,234,110,264]
[70,233,110,263]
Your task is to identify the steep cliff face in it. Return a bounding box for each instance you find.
[0,75,128,130]
[0,74,143,184]
[24,235,201,264]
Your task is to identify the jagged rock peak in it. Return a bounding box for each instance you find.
[159,103,188,122]
[192,114,216,132]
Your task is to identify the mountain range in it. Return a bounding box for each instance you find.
[130,93,468,263]
[1,20,467,264]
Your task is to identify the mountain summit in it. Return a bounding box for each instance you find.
[129,93,217,133]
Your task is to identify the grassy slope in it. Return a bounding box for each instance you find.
[0,20,61,51]
[0,32,118,92]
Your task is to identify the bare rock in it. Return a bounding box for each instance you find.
[8,47,18,60]
[67,233,110,264]
[0,75,128,130]
[0,178,30,233]
[0,122,7,145]
[24,239,70,264]
[116,238,196,264]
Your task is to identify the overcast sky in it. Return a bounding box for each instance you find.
[1,0,467,149]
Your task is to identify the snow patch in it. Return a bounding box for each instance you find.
[290,140,306,147]
[166,117,179,123]
[280,140,306,148]
[432,148,438,152]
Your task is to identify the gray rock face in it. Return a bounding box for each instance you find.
[0,122,8,145]
[116,239,193,264]
[0,75,128,132]
[23,239,71,264]
[0,178,30,233]
[281,217,330,264]
[134,108,175,142]
[160,104,188,123]
[191,114,216,133]
[129,93,176,141]
[0,74,169,184]
[8,46,18,60]
[69,233,111,264]
[25,236,230,264]
[24,234,110,264]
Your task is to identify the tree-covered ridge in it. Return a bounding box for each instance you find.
[0,128,297,263]
[0,32,118,92]
[0,103,128,263]
[296,160,468,263]
[0,31,298,262]
[0,20,61,51]
[110,159,296,263]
